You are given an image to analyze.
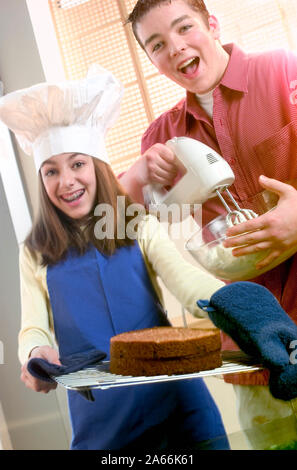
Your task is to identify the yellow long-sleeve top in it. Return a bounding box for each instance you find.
[18,215,224,364]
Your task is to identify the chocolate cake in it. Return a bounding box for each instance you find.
[110,326,222,376]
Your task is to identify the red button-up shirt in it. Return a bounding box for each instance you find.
[142,43,297,385]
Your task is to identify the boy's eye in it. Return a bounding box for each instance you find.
[180,24,193,33]
[152,42,163,53]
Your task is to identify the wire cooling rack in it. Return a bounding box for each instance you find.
[53,351,263,391]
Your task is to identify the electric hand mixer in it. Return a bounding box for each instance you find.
[145,136,258,225]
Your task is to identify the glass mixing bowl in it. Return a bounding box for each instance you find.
[185,213,289,281]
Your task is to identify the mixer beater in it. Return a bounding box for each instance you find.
[216,188,258,227]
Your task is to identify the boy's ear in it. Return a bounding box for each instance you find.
[208,15,221,40]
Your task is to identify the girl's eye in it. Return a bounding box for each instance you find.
[73,161,84,169]
[44,169,56,177]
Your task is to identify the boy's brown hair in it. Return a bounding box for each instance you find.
[126,0,210,48]
[25,158,137,266]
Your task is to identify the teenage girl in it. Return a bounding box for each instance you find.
[0,67,229,450]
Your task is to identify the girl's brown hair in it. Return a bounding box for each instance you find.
[25,158,138,266]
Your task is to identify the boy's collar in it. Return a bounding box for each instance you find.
[220,43,249,94]
[186,42,249,107]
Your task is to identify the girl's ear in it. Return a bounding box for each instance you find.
[208,15,221,40]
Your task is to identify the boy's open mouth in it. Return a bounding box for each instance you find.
[178,57,200,75]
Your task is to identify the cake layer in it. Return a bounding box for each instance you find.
[110,350,222,377]
[110,326,221,360]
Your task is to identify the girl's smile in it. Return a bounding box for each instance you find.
[60,188,85,205]
[41,153,97,220]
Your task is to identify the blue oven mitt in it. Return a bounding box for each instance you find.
[27,349,107,401]
[197,282,297,401]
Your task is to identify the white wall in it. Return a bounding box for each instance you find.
[0,122,31,244]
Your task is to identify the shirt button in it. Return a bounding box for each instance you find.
[229,158,236,165]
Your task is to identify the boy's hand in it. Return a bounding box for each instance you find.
[223,175,297,269]
[142,143,177,186]
[119,143,178,203]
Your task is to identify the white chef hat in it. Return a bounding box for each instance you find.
[0,65,123,171]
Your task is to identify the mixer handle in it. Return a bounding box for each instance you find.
[143,136,235,211]
[143,138,192,208]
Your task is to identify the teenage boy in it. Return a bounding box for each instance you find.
[119,0,297,449]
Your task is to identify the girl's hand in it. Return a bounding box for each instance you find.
[223,175,297,269]
[20,345,61,393]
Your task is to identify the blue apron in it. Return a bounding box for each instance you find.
[47,242,227,450]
